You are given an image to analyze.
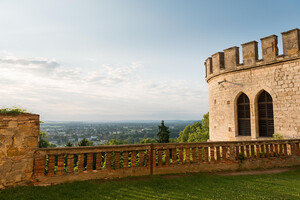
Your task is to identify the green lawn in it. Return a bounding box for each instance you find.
[1,168,300,200]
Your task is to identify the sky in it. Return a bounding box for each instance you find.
[0,0,299,121]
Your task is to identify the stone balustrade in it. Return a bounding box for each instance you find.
[33,139,300,186]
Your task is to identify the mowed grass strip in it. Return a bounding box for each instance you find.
[1,168,300,200]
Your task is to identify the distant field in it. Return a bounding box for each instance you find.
[1,168,300,200]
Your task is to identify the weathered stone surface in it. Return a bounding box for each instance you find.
[242,41,258,66]
[282,28,300,57]
[0,114,39,189]
[224,46,239,70]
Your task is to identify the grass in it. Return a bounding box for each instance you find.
[0,107,27,115]
[1,168,300,200]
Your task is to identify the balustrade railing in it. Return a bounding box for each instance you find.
[33,139,300,183]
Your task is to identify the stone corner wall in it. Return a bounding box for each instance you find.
[0,113,39,189]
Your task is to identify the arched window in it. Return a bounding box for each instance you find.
[237,93,251,136]
[258,91,274,137]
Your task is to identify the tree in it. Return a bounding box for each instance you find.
[65,142,73,147]
[39,121,57,148]
[78,138,93,146]
[108,139,128,145]
[157,120,170,143]
[177,112,209,143]
[140,138,156,144]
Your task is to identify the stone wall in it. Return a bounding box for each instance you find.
[205,28,300,141]
[0,114,39,189]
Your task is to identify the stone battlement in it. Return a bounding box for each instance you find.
[205,28,300,82]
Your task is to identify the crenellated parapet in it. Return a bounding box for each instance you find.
[205,28,300,81]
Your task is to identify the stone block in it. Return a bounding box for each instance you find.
[212,52,224,74]
[224,46,239,70]
[282,28,300,56]
[242,41,258,66]
[205,57,213,75]
[261,35,278,62]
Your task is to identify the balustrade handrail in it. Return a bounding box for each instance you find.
[36,138,300,154]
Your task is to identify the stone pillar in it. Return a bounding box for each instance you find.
[224,46,239,70]
[260,35,278,62]
[0,114,39,189]
[212,52,224,74]
[205,57,213,76]
[241,41,258,66]
[281,28,300,57]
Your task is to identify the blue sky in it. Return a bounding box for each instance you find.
[0,0,299,121]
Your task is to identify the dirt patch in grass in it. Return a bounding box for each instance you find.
[216,167,298,176]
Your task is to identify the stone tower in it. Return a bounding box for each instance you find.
[205,28,300,141]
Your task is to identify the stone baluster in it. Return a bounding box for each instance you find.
[235,146,240,160]
[165,149,170,166]
[222,146,227,161]
[192,147,196,163]
[241,146,245,158]
[114,152,120,169]
[274,144,279,156]
[131,151,137,167]
[172,149,177,165]
[185,148,190,164]
[216,146,220,161]
[266,144,270,157]
[204,147,209,163]
[78,154,84,172]
[283,144,288,156]
[139,150,145,167]
[57,154,65,175]
[67,154,74,173]
[86,153,93,172]
[261,144,266,158]
[246,145,250,158]
[250,145,255,158]
[152,149,157,167]
[157,149,163,167]
[279,144,283,157]
[105,152,111,170]
[270,144,274,157]
[255,145,260,158]
[96,153,102,170]
[179,148,184,164]
[33,153,46,177]
[210,146,215,162]
[123,151,129,168]
[47,155,55,176]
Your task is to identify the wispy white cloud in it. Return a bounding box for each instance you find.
[0,52,208,120]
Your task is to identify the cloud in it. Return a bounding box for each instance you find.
[0,52,208,120]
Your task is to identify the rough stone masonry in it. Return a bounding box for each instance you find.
[205,28,300,141]
[0,114,39,189]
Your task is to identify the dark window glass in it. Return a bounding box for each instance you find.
[237,93,251,136]
[258,91,274,137]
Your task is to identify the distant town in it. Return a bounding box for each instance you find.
[41,120,198,146]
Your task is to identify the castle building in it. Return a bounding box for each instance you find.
[205,28,300,141]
